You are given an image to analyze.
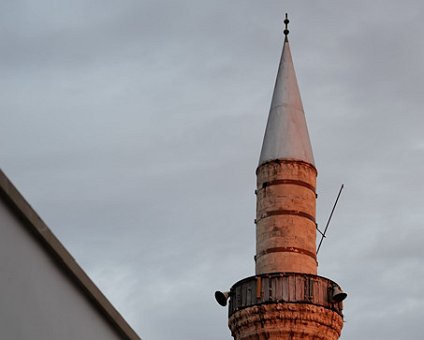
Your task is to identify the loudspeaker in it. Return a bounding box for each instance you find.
[214,291,230,306]
[331,286,347,303]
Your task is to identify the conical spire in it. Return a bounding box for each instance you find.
[259,28,314,167]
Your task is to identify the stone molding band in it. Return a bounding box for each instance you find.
[257,209,315,223]
[256,246,317,261]
[259,179,316,194]
[256,159,318,176]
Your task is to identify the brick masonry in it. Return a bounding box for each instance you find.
[229,303,343,340]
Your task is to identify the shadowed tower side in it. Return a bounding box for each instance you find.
[216,14,347,340]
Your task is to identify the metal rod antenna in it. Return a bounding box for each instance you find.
[316,184,344,255]
[316,226,326,237]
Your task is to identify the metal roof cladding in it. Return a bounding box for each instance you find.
[259,37,315,167]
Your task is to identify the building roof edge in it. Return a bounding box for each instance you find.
[0,168,141,340]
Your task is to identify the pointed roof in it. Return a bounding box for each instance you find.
[258,38,315,167]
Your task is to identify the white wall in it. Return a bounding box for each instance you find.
[0,200,122,340]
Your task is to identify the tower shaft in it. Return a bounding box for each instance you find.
[255,160,317,275]
[229,290,343,340]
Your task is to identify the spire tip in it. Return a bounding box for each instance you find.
[283,13,289,42]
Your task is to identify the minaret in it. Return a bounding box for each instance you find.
[216,15,347,340]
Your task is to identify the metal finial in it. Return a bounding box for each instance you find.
[283,13,289,41]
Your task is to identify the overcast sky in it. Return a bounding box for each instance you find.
[1,1,424,339]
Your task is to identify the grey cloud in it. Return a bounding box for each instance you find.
[2,1,424,339]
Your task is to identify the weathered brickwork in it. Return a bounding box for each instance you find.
[229,303,343,340]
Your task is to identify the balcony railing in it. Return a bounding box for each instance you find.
[228,272,344,317]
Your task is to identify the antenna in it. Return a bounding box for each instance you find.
[316,184,344,255]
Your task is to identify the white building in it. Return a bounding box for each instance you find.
[0,169,140,340]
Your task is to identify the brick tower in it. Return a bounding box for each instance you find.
[215,15,346,340]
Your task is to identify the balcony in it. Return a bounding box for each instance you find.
[228,272,344,317]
